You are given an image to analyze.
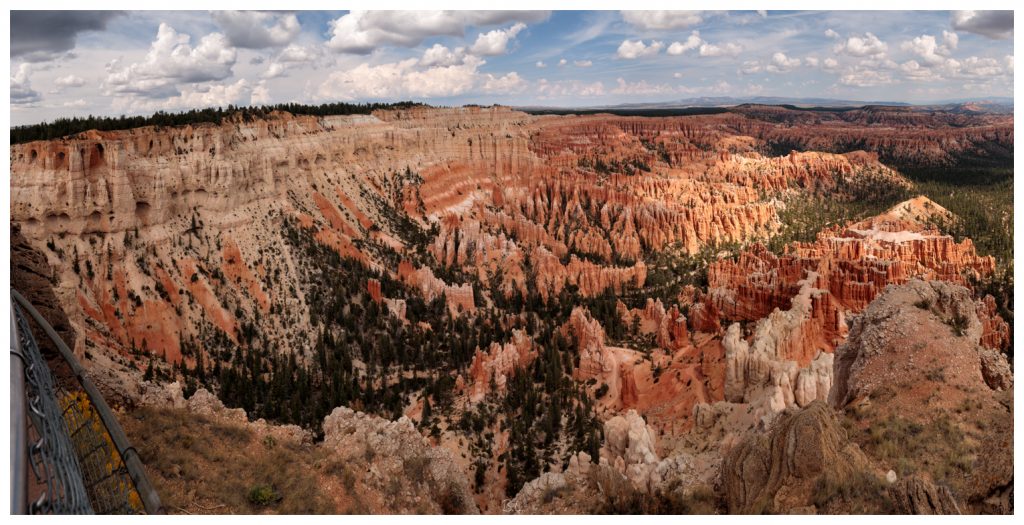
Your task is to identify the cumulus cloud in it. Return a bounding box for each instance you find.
[63,98,89,108]
[667,31,703,55]
[834,32,887,57]
[55,74,87,88]
[481,71,527,94]
[699,41,743,57]
[739,60,762,74]
[620,10,706,30]
[558,58,568,66]
[326,10,548,54]
[535,60,547,68]
[11,64,42,105]
[317,55,506,100]
[262,62,287,79]
[574,60,593,67]
[824,28,839,39]
[11,11,124,62]
[617,39,664,59]
[211,11,300,49]
[951,11,1013,39]
[104,23,236,97]
[901,34,953,66]
[766,52,801,72]
[823,57,839,71]
[420,44,467,67]
[469,23,526,56]
[805,57,820,67]
[942,31,959,50]
[251,81,271,105]
[162,79,252,109]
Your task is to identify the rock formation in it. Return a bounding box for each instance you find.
[321,407,479,514]
[721,401,876,514]
[829,279,1013,512]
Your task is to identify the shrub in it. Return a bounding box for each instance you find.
[247,484,280,506]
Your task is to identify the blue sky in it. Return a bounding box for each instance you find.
[9,10,1014,125]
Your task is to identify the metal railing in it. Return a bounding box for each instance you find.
[10,289,163,514]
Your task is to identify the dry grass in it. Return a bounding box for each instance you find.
[811,471,895,514]
[857,414,975,493]
[123,406,336,514]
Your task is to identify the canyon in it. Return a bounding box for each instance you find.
[9,103,1013,514]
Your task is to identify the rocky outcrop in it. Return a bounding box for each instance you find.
[888,477,962,515]
[465,330,536,402]
[721,401,874,514]
[617,298,689,352]
[397,261,476,316]
[829,279,1013,512]
[722,274,839,421]
[831,279,1012,408]
[321,406,479,514]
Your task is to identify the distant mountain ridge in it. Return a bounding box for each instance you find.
[518,95,1013,113]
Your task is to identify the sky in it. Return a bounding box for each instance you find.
[8,10,1015,125]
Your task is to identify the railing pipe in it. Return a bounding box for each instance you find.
[10,303,29,514]
[10,289,164,514]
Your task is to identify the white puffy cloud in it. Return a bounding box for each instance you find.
[823,57,839,71]
[667,31,702,55]
[574,60,592,67]
[63,98,88,108]
[558,58,567,66]
[104,23,236,97]
[805,57,820,67]
[251,81,271,105]
[166,79,251,109]
[951,11,1013,40]
[262,44,321,80]
[899,60,940,81]
[277,44,320,64]
[740,60,762,74]
[956,56,1007,77]
[420,44,467,67]
[699,41,742,57]
[317,55,497,100]
[211,11,300,49]
[326,10,548,54]
[942,31,959,50]
[55,74,86,88]
[535,60,546,68]
[824,28,839,39]
[766,52,801,72]
[617,39,663,59]
[481,71,527,94]
[834,32,887,57]
[262,62,287,79]
[469,23,526,56]
[116,78,254,114]
[620,11,706,30]
[901,34,952,66]
[11,63,41,104]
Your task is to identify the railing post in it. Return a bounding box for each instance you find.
[10,304,29,514]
